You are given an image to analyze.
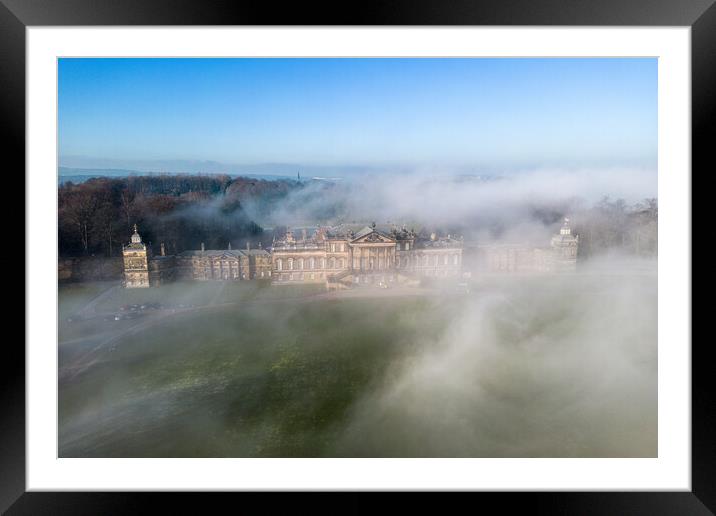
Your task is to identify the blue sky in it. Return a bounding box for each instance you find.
[58,58,657,171]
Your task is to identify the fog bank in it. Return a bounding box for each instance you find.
[254,167,656,230]
[333,257,657,457]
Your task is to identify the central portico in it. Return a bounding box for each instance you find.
[270,222,464,288]
[349,224,397,274]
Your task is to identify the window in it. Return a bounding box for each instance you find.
[338,258,345,269]
[406,243,410,251]
[453,254,459,265]
[444,255,449,265]
[288,258,294,270]
[331,243,336,252]
[298,258,304,270]
[309,257,315,269]
[329,257,336,269]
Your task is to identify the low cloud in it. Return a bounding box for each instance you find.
[252,166,656,234]
[332,255,657,457]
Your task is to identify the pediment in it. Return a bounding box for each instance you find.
[351,230,395,244]
[213,252,240,260]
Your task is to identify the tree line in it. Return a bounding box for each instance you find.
[58,175,301,257]
[58,174,658,260]
[573,197,658,258]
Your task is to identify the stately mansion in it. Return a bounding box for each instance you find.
[271,224,464,288]
[122,219,578,288]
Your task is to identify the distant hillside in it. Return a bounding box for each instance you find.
[58,158,377,179]
[58,167,296,185]
[59,167,143,185]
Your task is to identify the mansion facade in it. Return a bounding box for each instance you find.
[122,219,578,289]
[471,219,580,275]
[271,224,463,288]
[122,225,271,288]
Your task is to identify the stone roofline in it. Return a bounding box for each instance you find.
[272,243,326,250]
[122,243,146,250]
[275,225,462,246]
[176,249,270,257]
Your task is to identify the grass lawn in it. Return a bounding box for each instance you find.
[94,281,221,312]
[58,271,657,458]
[81,280,327,313]
[57,281,115,320]
[59,296,444,457]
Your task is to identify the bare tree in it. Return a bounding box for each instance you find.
[119,186,138,230]
[61,187,102,254]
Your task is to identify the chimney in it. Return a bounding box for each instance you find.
[302,228,307,241]
[201,242,205,252]
[160,242,166,256]
[246,241,251,251]
[228,242,232,250]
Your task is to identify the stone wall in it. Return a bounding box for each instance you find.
[58,256,124,282]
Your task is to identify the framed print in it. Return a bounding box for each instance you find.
[4,0,711,513]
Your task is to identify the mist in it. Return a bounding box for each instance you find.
[58,163,657,458]
[247,166,656,235]
[59,251,657,457]
[331,255,657,457]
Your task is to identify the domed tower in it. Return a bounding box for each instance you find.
[550,218,579,272]
[123,224,150,287]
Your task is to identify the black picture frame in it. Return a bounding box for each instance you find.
[3,1,709,513]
